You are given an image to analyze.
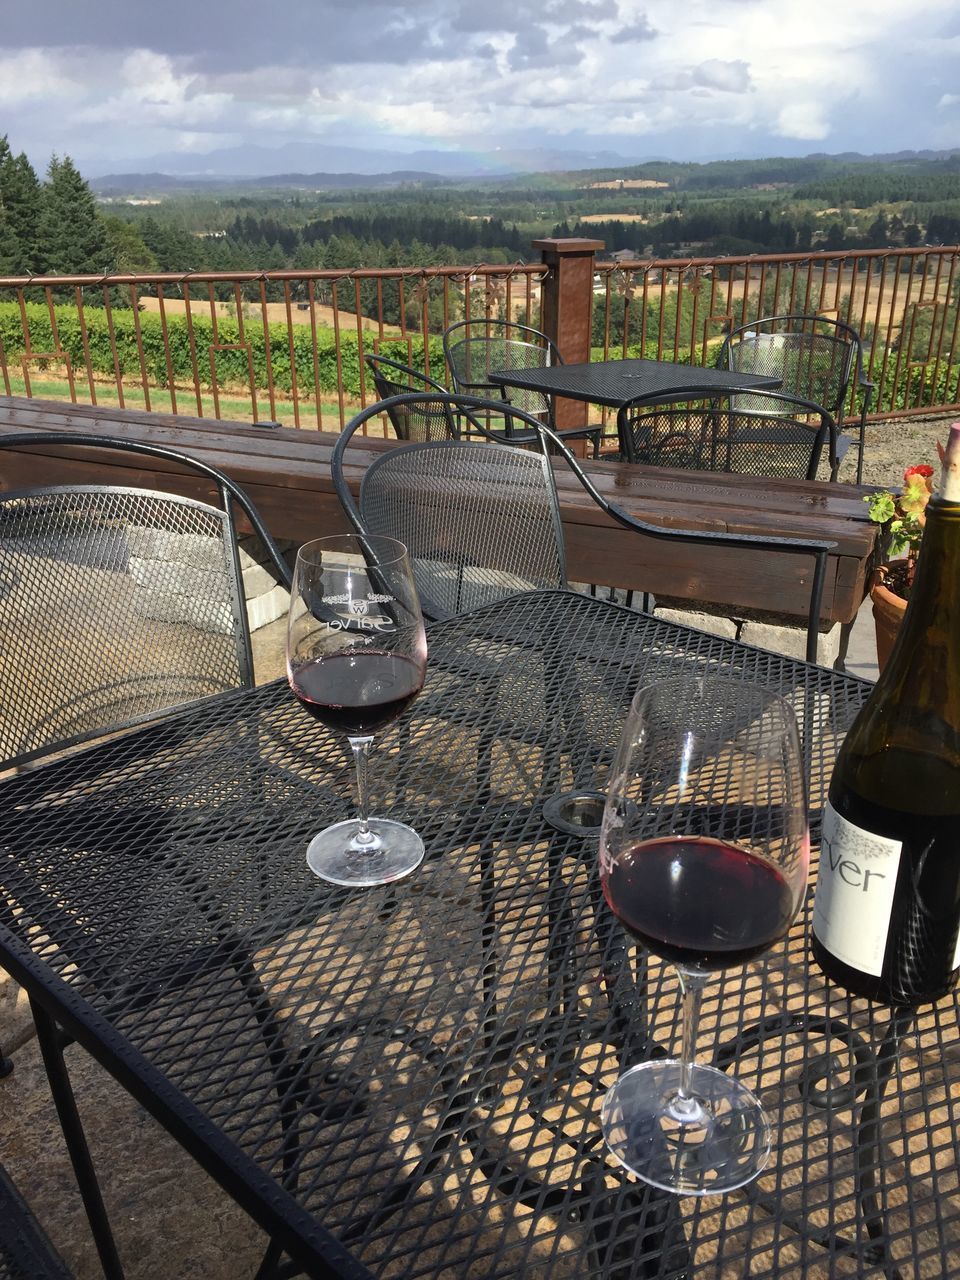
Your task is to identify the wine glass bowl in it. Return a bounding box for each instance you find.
[287,534,428,887]
[599,676,809,1194]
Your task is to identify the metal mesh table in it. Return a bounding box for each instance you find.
[487,360,781,409]
[1,591,957,1279]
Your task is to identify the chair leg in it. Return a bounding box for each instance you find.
[833,616,856,673]
[29,997,125,1280]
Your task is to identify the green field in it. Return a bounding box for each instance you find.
[3,372,355,429]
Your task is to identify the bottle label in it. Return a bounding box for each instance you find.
[812,801,902,976]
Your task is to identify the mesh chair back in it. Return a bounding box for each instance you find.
[360,440,566,617]
[363,355,457,441]
[332,394,567,619]
[0,434,290,767]
[617,398,828,480]
[720,315,858,418]
[443,321,558,425]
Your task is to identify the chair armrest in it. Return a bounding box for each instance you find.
[537,423,837,664]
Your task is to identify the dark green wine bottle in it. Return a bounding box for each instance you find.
[811,424,960,1005]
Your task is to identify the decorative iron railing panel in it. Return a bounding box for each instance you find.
[0,247,956,430]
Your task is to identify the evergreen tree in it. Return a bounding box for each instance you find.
[39,154,111,274]
[101,215,158,273]
[137,214,196,271]
[0,137,45,273]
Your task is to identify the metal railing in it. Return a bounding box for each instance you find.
[0,245,957,431]
[592,246,960,420]
[0,264,546,431]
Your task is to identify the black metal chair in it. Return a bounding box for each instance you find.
[442,319,604,455]
[616,385,836,481]
[716,314,875,482]
[332,396,566,619]
[331,393,835,663]
[363,354,459,441]
[0,432,294,1107]
[0,433,292,770]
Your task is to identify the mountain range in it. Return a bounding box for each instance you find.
[92,142,633,188]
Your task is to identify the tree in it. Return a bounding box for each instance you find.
[101,215,158,273]
[38,154,111,275]
[0,137,45,274]
[137,215,197,272]
[903,223,923,248]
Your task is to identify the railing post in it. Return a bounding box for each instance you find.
[534,237,604,432]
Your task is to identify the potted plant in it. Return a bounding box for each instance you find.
[865,444,946,671]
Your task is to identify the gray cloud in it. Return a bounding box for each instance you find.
[612,17,658,41]
[648,58,751,94]
[507,26,588,69]
[2,0,448,70]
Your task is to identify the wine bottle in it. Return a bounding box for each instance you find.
[811,423,960,1005]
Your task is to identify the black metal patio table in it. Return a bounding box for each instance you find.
[0,590,957,1280]
[487,358,781,409]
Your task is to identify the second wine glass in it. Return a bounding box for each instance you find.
[287,534,427,887]
[598,675,809,1195]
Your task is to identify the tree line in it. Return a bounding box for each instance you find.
[0,136,178,284]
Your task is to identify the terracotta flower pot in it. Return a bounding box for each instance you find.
[870,568,908,674]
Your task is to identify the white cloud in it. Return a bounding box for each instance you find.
[75,51,233,130]
[0,50,83,105]
[777,102,832,141]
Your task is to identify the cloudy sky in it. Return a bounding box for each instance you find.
[1,0,959,175]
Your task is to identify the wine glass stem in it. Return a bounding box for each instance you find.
[676,966,708,1114]
[348,735,375,845]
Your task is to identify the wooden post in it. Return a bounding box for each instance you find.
[533,237,604,433]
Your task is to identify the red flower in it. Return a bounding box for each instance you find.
[904,464,934,481]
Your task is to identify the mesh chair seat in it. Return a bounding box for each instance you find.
[359,439,566,618]
[333,394,591,796]
[445,332,555,421]
[726,333,851,415]
[0,487,244,763]
[334,393,567,618]
[443,321,603,453]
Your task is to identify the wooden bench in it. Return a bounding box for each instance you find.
[0,398,879,628]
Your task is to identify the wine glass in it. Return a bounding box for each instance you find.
[598,675,809,1194]
[287,534,428,887]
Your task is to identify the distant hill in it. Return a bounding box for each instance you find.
[92,142,633,191]
[93,170,452,196]
[92,147,960,200]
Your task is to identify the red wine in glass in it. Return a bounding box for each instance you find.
[603,835,797,972]
[598,676,809,1195]
[287,535,428,888]
[291,651,424,737]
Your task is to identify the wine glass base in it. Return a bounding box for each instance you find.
[306,818,424,887]
[601,1059,771,1196]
